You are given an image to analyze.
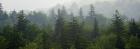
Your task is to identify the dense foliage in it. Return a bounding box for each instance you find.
[0,3,140,49]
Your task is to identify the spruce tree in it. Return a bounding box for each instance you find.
[128,19,140,37]
[0,3,2,14]
[16,10,29,32]
[54,9,64,40]
[89,4,99,41]
[16,10,30,40]
[79,8,85,27]
[69,16,80,49]
[112,10,125,49]
[93,16,99,40]
[112,10,124,35]
[3,25,24,49]
[10,10,17,24]
[53,9,65,49]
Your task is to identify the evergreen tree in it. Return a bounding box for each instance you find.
[54,9,64,41]
[53,9,65,49]
[16,10,29,32]
[16,10,31,41]
[10,10,17,24]
[0,3,2,14]
[49,8,56,27]
[3,25,24,49]
[128,19,140,37]
[88,4,99,41]
[112,10,124,35]
[93,16,99,40]
[0,3,9,27]
[64,15,88,49]
[68,16,80,49]
[79,8,85,26]
[79,8,84,20]
[112,10,125,49]
[61,6,69,21]
[61,6,67,17]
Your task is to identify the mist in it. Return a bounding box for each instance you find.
[1,0,140,19]
[0,0,140,49]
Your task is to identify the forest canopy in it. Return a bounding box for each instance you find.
[0,1,140,49]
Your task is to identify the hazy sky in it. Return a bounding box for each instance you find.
[0,0,115,11]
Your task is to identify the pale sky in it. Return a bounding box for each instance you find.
[0,0,115,11]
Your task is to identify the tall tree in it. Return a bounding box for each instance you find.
[49,8,56,27]
[16,10,31,39]
[68,16,80,49]
[3,25,24,49]
[10,10,17,24]
[128,19,140,37]
[61,6,67,17]
[88,4,99,41]
[79,8,84,26]
[16,10,29,32]
[53,9,65,47]
[93,17,99,40]
[0,3,9,27]
[89,5,95,18]
[0,3,2,13]
[79,8,84,20]
[112,10,124,35]
[112,10,125,49]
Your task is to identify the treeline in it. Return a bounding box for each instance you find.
[0,3,140,49]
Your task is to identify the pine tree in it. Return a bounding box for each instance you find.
[63,15,88,49]
[16,10,31,40]
[49,8,56,27]
[3,25,24,49]
[79,8,85,27]
[128,19,140,38]
[112,10,125,49]
[93,16,99,40]
[0,3,2,13]
[16,10,29,32]
[79,8,84,21]
[68,16,80,49]
[10,10,17,24]
[88,4,99,41]
[112,10,124,35]
[0,3,9,27]
[53,9,65,49]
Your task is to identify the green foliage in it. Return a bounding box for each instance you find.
[0,36,8,49]
[0,3,140,49]
[2,25,24,49]
[111,10,125,49]
[128,19,140,37]
[125,36,140,49]
[93,33,117,49]
[20,42,38,49]
[112,10,125,35]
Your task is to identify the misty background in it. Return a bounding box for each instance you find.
[0,0,140,49]
[0,0,140,19]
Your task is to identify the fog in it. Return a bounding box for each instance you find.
[0,0,140,19]
[0,0,114,10]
